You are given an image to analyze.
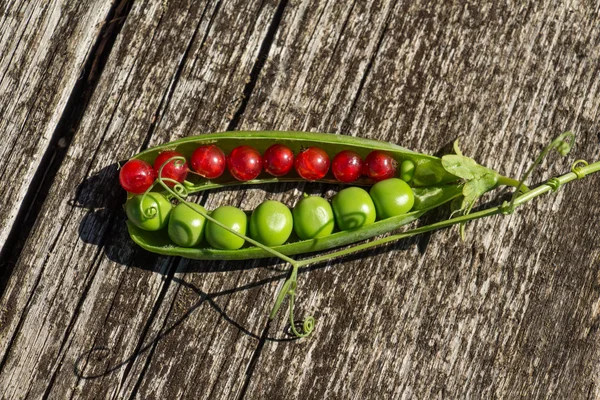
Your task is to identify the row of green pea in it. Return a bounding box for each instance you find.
[125,178,414,250]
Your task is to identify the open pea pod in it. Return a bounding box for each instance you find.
[120,130,600,338]
[125,131,466,260]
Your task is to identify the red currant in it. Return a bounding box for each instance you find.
[119,159,157,194]
[294,147,330,180]
[331,150,364,183]
[191,145,226,179]
[153,150,188,186]
[227,145,262,181]
[364,151,397,181]
[263,144,294,176]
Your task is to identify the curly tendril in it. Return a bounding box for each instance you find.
[287,280,315,338]
[136,155,190,219]
[508,131,575,211]
[293,315,315,338]
[268,267,315,338]
[153,156,192,200]
[139,183,159,219]
[547,178,561,192]
[571,159,588,179]
[160,178,189,197]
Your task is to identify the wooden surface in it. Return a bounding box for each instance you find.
[0,0,114,256]
[1,1,599,399]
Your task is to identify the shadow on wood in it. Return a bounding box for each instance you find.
[72,273,302,381]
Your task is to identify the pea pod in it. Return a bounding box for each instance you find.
[121,131,594,339]
[126,131,472,259]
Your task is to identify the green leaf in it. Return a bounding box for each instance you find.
[462,173,498,204]
[442,155,501,181]
[442,155,478,180]
[442,157,499,241]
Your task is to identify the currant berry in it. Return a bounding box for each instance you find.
[363,151,397,181]
[119,159,157,194]
[191,145,226,179]
[331,150,364,183]
[294,147,330,180]
[263,144,294,176]
[227,145,262,181]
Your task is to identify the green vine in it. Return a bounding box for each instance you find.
[504,131,575,214]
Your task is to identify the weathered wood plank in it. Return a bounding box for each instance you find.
[1,0,599,399]
[0,0,114,256]
[115,0,600,399]
[0,0,287,399]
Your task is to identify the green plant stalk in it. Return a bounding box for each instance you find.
[497,175,529,192]
[293,160,600,268]
[508,132,575,208]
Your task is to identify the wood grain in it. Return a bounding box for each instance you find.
[1,0,600,399]
[0,0,114,256]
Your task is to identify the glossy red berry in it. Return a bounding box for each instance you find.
[294,147,330,180]
[191,145,226,179]
[263,144,294,176]
[227,145,262,181]
[119,159,157,194]
[153,150,188,186]
[331,150,364,183]
[364,151,397,182]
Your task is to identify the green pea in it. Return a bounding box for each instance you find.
[168,202,207,247]
[205,206,247,250]
[332,187,376,230]
[369,178,414,219]
[125,193,172,231]
[249,200,293,246]
[292,195,335,240]
[400,160,415,182]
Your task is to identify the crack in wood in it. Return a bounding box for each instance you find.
[40,244,107,399]
[140,0,218,152]
[236,320,272,400]
[124,261,177,400]
[226,0,289,131]
[0,0,135,297]
[340,0,396,134]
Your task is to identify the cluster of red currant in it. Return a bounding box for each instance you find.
[119,144,398,194]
